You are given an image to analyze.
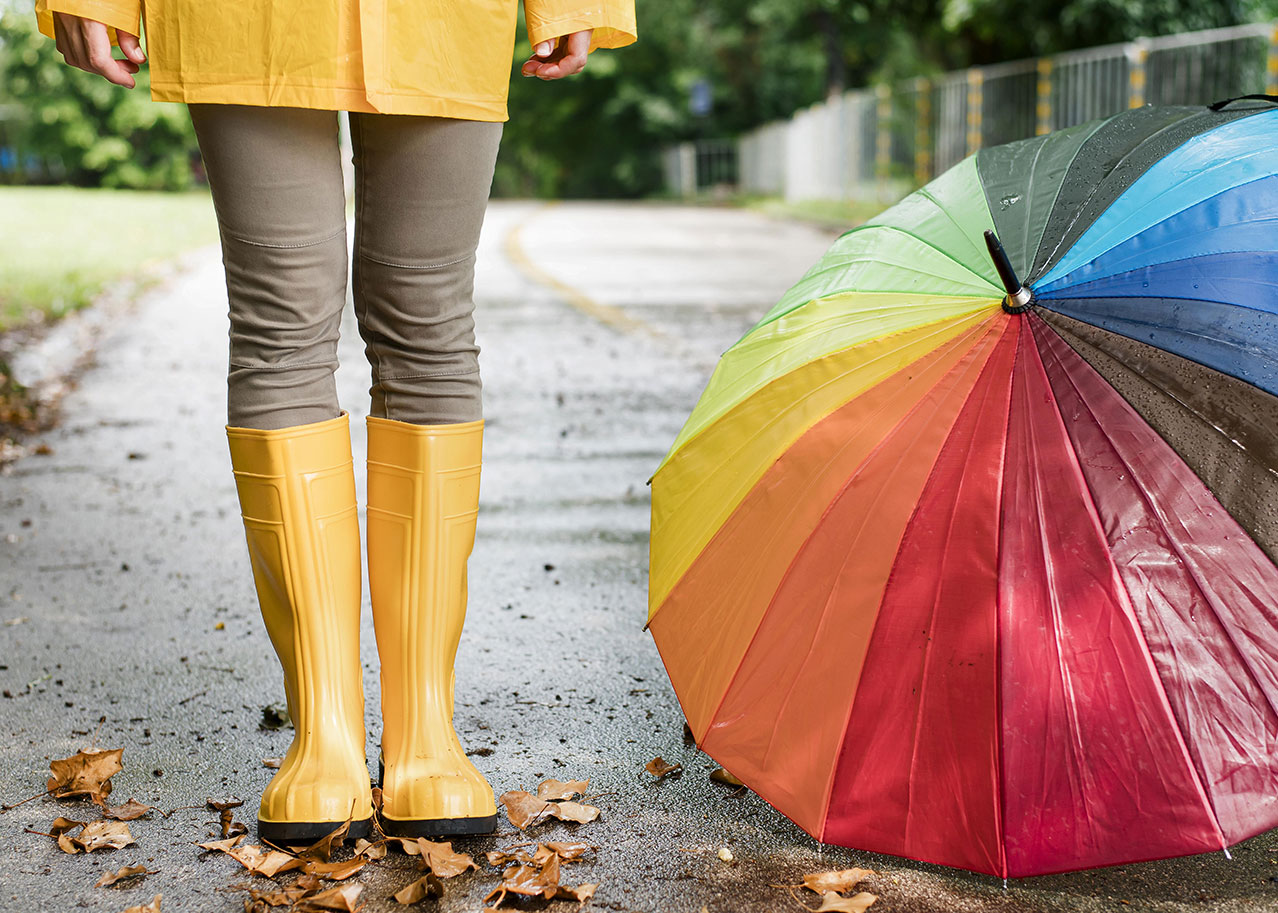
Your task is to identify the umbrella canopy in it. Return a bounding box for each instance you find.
[647,98,1278,878]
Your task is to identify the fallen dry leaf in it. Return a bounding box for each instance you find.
[119,895,162,913]
[305,858,367,881]
[353,838,387,860]
[709,767,744,787]
[76,820,135,852]
[488,859,561,900]
[294,882,362,912]
[802,868,874,894]
[535,779,588,801]
[499,791,552,829]
[393,873,444,904]
[96,865,154,887]
[47,748,124,802]
[103,799,153,821]
[228,844,308,878]
[246,874,322,911]
[197,835,244,853]
[298,818,350,862]
[538,842,592,864]
[560,882,597,903]
[262,758,283,769]
[200,836,306,878]
[644,757,681,778]
[414,838,477,878]
[54,815,86,849]
[553,801,601,824]
[498,790,600,829]
[814,891,877,913]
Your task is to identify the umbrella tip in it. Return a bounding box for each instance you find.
[983,230,1034,314]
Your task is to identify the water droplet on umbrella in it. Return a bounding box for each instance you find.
[999,194,1022,209]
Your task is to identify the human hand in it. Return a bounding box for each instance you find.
[520,30,592,80]
[51,12,145,88]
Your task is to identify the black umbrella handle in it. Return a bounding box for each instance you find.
[1209,95,1278,111]
[983,230,1034,314]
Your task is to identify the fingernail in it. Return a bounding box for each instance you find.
[536,41,551,56]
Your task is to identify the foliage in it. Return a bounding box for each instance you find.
[0,4,196,189]
[499,0,1275,197]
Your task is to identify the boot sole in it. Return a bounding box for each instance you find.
[376,755,499,837]
[257,816,373,845]
[379,813,499,838]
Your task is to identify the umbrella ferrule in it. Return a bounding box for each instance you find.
[983,229,1035,315]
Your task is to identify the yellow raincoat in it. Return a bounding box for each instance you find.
[33,0,637,120]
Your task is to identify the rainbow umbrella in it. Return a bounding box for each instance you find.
[647,97,1278,878]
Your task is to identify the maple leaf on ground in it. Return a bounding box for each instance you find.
[644,757,681,778]
[103,799,153,821]
[119,894,162,913]
[95,865,154,888]
[76,820,135,852]
[802,868,875,894]
[294,882,362,912]
[535,779,589,801]
[393,873,444,905]
[47,748,124,802]
[814,891,877,912]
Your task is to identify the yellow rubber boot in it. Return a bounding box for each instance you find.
[366,416,497,837]
[226,413,374,843]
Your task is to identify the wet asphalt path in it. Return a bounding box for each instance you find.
[3,201,1278,912]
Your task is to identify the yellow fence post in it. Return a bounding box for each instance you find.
[1268,23,1278,96]
[914,78,932,186]
[1036,58,1053,135]
[1128,41,1148,108]
[966,69,983,156]
[875,84,892,193]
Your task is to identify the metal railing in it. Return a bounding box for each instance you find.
[666,21,1278,202]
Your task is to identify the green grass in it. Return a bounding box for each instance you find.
[748,196,900,231]
[0,186,221,333]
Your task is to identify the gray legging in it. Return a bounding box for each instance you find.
[187,103,503,430]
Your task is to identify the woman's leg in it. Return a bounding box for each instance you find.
[189,102,373,842]
[348,111,502,836]
[189,102,349,431]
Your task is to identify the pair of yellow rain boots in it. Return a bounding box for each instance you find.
[225,411,497,844]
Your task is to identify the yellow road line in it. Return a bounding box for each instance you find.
[502,202,671,342]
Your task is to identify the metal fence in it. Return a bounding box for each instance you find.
[665,21,1278,202]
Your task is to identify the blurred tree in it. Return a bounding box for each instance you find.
[497,0,1274,197]
[0,5,195,189]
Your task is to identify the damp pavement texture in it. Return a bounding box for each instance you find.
[3,200,1278,913]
